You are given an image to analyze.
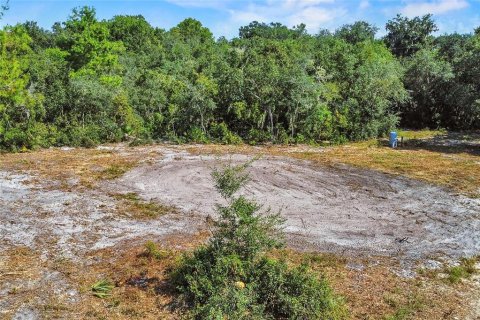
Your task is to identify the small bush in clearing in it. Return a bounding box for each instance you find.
[170,161,346,319]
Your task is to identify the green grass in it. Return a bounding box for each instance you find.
[91,279,114,298]
[144,240,169,260]
[396,129,446,140]
[417,256,479,284]
[446,257,478,284]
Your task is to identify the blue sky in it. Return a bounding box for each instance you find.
[1,0,479,38]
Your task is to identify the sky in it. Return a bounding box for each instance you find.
[1,0,479,39]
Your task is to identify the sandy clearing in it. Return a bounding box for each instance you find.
[0,170,200,259]
[109,148,480,261]
[1,144,479,318]
[1,145,478,262]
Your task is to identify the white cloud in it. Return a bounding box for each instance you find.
[164,0,233,9]
[280,0,336,9]
[359,0,370,10]
[224,0,345,34]
[228,7,267,25]
[288,6,346,30]
[401,0,469,17]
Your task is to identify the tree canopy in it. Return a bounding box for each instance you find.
[0,6,479,150]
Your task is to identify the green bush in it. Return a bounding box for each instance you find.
[170,162,346,319]
[60,124,102,148]
[1,122,58,151]
[2,128,30,152]
[246,128,271,145]
[210,122,243,144]
[187,126,209,144]
[254,258,346,319]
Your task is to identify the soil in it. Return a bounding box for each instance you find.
[109,147,480,261]
[1,143,479,319]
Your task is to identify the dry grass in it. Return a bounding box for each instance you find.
[0,247,43,319]
[0,146,148,190]
[60,234,209,319]
[111,192,178,219]
[49,243,476,320]
[396,129,446,140]
[185,134,480,197]
[2,238,476,319]
[269,249,477,320]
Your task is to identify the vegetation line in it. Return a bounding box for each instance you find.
[0,6,479,151]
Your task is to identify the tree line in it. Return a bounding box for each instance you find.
[1,6,479,150]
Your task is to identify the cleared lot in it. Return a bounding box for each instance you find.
[111,149,479,260]
[1,139,479,319]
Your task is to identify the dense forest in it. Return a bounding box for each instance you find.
[0,6,479,151]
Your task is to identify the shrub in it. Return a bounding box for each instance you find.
[61,124,102,148]
[187,126,209,143]
[170,161,346,319]
[144,240,168,260]
[246,128,271,145]
[1,122,58,151]
[446,257,479,284]
[210,122,242,144]
[254,258,346,319]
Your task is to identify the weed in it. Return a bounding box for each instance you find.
[99,164,131,180]
[112,192,176,219]
[113,192,140,201]
[91,279,114,298]
[446,257,478,284]
[144,241,169,260]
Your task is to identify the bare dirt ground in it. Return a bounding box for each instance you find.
[109,148,479,260]
[1,140,479,319]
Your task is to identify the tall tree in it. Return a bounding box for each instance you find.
[59,6,124,79]
[385,14,437,57]
[402,48,454,128]
[335,21,378,44]
[0,25,45,150]
[239,21,307,40]
[108,15,158,53]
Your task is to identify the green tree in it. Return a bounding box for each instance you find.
[239,21,307,40]
[335,21,378,44]
[171,162,346,319]
[385,14,438,57]
[0,25,46,150]
[22,21,53,52]
[28,48,69,123]
[59,6,124,81]
[108,15,158,53]
[402,48,454,128]
[346,41,408,139]
[445,33,480,128]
